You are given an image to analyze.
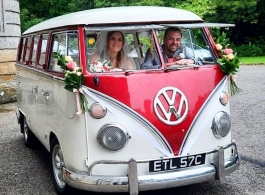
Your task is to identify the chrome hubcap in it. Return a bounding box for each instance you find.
[52,144,65,188]
[24,123,28,141]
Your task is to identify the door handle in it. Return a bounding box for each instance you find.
[41,90,50,99]
[32,86,38,99]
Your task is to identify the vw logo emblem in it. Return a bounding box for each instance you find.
[154,87,188,125]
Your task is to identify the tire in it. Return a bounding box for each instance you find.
[50,137,72,194]
[21,116,37,148]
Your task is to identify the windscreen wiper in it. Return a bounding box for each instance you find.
[164,64,200,72]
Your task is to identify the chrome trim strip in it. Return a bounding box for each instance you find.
[63,142,240,193]
[179,77,227,155]
[87,142,237,175]
[85,24,164,31]
[83,85,173,154]
[162,23,235,28]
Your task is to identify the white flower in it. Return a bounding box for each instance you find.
[65,56,73,62]
[76,72,82,76]
[95,62,103,68]
[216,44,223,51]
[227,53,234,60]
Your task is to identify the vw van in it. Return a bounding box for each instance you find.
[15,6,240,195]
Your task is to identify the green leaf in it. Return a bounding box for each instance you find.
[64,85,74,92]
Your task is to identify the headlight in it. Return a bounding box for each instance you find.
[212,111,231,139]
[97,123,130,152]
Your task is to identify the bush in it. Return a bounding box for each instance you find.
[234,44,263,57]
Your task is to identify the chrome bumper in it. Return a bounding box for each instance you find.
[63,142,240,195]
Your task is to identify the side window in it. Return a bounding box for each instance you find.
[125,33,138,58]
[19,38,26,63]
[31,35,40,67]
[137,31,152,58]
[39,34,49,69]
[125,33,141,69]
[181,29,214,63]
[86,34,97,56]
[50,31,79,72]
[68,33,79,63]
[25,36,32,65]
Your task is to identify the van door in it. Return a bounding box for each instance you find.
[31,31,79,148]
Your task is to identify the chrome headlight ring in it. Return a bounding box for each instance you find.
[97,123,130,152]
[88,102,107,119]
[219,91,229,106]
[212,111,231,139]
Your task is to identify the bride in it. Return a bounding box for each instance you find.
[89,31,136,71]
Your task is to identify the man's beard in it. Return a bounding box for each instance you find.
[166,45,178,56]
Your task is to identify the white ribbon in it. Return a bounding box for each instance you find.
[73,88,84,117]
[229,74,238,82]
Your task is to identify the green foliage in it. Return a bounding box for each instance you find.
[64,73,84,92]
[234,45,263,57]
[216,43,242,96]
[239,56,265,64]
[208,0,258,24]
[245,36,265,54]
[176,0,217,18]
[217,56,240,75]
[20,0,264,57]
[20,9,44,33]
[53,52,67,70]
[139,36,150,54]
[129,0,165,6]
[213,30,230,47]
[52,53,84,91]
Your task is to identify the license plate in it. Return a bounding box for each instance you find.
[149,153,206,172]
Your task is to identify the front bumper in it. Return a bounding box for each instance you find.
[63,142,240,195]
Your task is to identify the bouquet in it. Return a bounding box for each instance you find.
[215,44,242,96]
[53,52,88,116]
[89,59,112,72]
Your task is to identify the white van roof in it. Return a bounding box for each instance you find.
[23,6,203,35]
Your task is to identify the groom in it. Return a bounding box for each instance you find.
[141,27,195,69]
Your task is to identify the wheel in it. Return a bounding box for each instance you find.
[20,116,37,148]
[50,137,72,194]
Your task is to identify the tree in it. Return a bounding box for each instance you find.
[20,0,264,53]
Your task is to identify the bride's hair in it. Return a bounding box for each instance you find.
[89,30,136,70]
[106,31,125,68]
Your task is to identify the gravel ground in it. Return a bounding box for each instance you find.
[0,65,264,195]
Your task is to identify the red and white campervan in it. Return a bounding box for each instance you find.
[16,6,240,195]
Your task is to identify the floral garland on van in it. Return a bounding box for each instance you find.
[215,44,242,96]
[53,52,88,116]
